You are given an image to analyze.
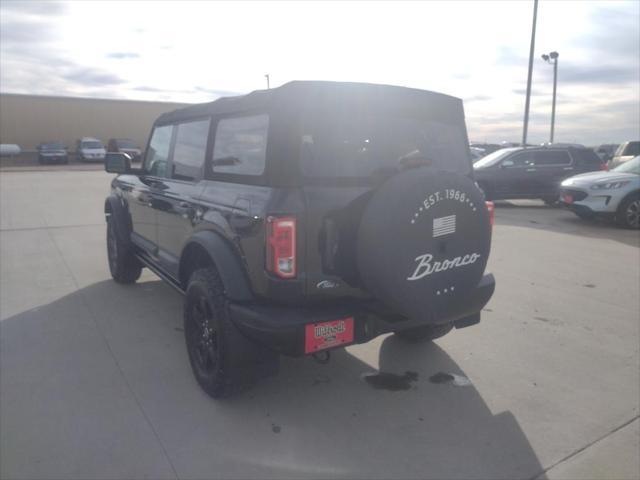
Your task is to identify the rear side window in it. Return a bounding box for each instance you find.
[507,151,536,167]
[212,114,269,176]
[572,148,603,168]
[171,119,210,181]
[145,125,174,177]
[534,150,571,166]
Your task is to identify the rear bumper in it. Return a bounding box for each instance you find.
[230,273,495,357]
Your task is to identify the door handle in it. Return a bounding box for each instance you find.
[526,168,536,172]
[563,167,574,171]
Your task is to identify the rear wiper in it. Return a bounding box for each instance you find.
[397,153,433,170]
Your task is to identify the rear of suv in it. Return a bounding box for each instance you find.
[610,141,640,169]
[104,81,495,397]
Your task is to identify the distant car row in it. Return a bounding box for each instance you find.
[471,144,639,228]
[35,138,142,165]
[469,140,639,170]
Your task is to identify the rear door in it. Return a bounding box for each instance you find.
[128,124,174,254]
[531,149,573,195]
[492,150,537,196]
[152,118,210,277]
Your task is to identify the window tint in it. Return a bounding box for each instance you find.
[172,119,210,181]
[506,151,535,167]
[572,148,603,168]
[144,125,174,177]
[301,115,471,178]
[212,114,269,176]
[624,142,640,156]
[534,150,571,166]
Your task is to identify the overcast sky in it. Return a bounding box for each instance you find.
[1,0,638,145]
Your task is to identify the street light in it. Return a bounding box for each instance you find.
[542,51,559,143]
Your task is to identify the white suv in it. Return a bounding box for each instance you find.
[560,156,640,228]
[76,137,106,162]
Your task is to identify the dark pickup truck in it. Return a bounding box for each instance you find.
[104,81,495,397]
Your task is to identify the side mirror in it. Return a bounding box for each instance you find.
[501,159,515,168]
[105,152,131,174]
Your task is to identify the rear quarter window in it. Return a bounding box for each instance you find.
[623,142,640,156]
[572,148,603,168]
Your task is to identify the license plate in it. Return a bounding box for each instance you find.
[305,317,354,354]
[563,194,573,204]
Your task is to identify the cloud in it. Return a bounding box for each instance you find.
[62,68,125,86]
[512,88,545,96]
[107,52,140,59]
[464,95,493,103]
[0,0,66,17]
[540,63,639,86]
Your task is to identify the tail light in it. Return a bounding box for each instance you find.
[600,162,609,171]
[486,201,495,227]
[266,216,297,278]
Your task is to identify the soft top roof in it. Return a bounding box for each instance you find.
[156,81,463,125]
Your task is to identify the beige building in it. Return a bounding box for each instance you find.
[0,93,190,151]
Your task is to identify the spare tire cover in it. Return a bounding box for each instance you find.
[357,168,491,322]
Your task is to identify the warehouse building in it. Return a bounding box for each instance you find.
[0,93,191,152]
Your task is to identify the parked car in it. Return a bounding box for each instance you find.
[107,138,142,162]
[610,141,640,169]
[473,145,606,204]
[0,144,21,157]
[103,81,495,398]
[76,137,106,162]
[37,142,69,164]
[594,144,618,163]
[470,146,485,163]
[469,143,503,156]
[560,156,640,228]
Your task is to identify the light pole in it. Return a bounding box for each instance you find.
[522,0,539,146]
[264,74,270,89]
[541,51,559,143]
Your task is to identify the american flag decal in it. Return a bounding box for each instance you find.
[433,215,456,237]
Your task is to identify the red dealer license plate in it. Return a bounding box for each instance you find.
[305,317,354,354]
[563,194,573,204]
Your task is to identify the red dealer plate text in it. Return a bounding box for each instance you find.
[305,317,354,354]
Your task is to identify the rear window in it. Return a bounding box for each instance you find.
[301,115,470,179]
[81,141,103,149]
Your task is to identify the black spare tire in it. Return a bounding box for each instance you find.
[357,168,491,323]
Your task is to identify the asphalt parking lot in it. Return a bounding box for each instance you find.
[1,169,638,480]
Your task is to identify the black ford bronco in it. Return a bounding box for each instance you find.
[104,81,495,397]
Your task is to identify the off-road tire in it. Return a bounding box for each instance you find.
[616,192,640,229]
[106,216,142,284]
[183,268,245,398]
[394,322,454,343]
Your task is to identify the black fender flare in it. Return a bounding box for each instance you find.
[104,195,132,244]
[179,230,253,302]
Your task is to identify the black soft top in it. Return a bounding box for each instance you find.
[155,81,464,125]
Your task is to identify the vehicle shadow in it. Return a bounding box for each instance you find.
[494,200,640,248]
[0,279,546,480]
